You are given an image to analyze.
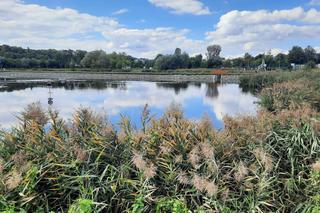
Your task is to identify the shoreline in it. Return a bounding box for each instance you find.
[0,71,240,83]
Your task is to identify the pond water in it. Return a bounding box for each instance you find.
[0,80,258,129]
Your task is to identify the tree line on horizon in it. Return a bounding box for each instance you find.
[0,44,319,70]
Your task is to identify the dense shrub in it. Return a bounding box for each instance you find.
[240,71,320,112]
[239,71,319,93]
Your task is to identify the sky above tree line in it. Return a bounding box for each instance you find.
[0,0,320,59]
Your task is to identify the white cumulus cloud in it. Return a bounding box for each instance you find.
[112,8,129,15]
[102,27,205,58]
[148,0,211,15]
[309,0,320,6]
[1,1,320,59]
[206,7,320,56]
[0,0,204,58]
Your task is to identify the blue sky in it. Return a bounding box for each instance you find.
[0,0,320,58]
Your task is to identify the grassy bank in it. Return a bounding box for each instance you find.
[0,72,319,212]
[239,70,320,92]
[240,70,320,112]
[2,68,260,75]
[2,68,214,75]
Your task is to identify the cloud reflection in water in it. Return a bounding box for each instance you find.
[0,81,258,129]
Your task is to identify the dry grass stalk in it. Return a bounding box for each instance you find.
[0,157,4,174]
[253,148,274,172]
[177,171,190,185]
[311,160,320,172]
[192,174,205,192]
[132,152,147,171]
[198,115,213,134]
[189,146,200,167]
[175,154,183,164]
[143,162,157,179]
[200,143,214,159]
[5,168,22,190]
[192,174,218,196]
[234,161,249,182]
[159,143,172,155]
[22,102,48,126]
[11,151,27,169]
[74,146,88,162]
[205,180,218,196]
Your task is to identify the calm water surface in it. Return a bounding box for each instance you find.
[0,81,258,129]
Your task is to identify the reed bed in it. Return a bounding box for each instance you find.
[0,74,320,212]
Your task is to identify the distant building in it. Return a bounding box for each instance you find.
[291,63,305,70]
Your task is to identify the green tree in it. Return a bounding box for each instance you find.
[174,48,182,56]
[288,46,306,64]
[304,46,317,63]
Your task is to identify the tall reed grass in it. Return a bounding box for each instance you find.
[0,101,319,212]
[1,70,320,212]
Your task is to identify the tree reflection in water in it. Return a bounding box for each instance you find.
[0,80,127,92]
[205,82,219,99]
[156,82,201,95]
[156,81,219,99]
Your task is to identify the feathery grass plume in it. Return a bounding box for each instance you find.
[141,104,151,133]
[177,171,190,185]
[19,161,32,174]
[311,118,320,134]
[21,102,48,126]
[312,160,320,172]
[192,174,218,196]
[73,107,105,132]
[200,142,214,159]
[4,168,22,191]
[192,174,206,192]
[0,157,4,174]
[204,180,218,197]
[159,143,171,155]
[175,154,183,164]
[132,151,157,179]
[133,131,146,144]
[198,114,214,136]
[188,146,201,167]
[11,151,27,167]
[165,103,183,121]
[117,129,127,142]
[73,146,87,162]
[234,161,249,182]
[132,151,147,171]
[253,148,274,172]
[143,162,157,179]
[221,188,230,202]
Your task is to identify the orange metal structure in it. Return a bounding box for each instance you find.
[211,69,226,75]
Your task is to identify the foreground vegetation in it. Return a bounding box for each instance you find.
[0,72,320,212]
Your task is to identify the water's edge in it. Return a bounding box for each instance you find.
[0,72,239,84]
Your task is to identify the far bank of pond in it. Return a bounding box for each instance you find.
[0,71,240,84]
